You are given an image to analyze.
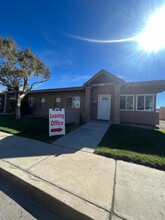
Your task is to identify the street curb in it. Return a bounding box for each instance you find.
[0,167,91,220]
[0,161,110,220]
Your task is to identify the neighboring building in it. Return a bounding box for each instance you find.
[2,69,165,125]
[157,107,165,120]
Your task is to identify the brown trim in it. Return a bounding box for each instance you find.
[30,86,84,94]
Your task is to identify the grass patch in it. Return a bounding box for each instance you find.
[0,115,82,143]
[95,124,165,171]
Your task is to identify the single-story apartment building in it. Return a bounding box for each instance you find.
[1,69,165,125]
[157,107,165,120]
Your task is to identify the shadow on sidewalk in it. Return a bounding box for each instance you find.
[0,173,93,220]
[0,121,110,160]
[0,135,68,159]
[0,134,86,160]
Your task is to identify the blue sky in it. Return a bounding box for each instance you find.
[0,0,165,107]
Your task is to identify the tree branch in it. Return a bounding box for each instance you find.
[0,75,15,91]
[22,79,48,97]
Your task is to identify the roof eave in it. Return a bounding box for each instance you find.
[29,86,84,94]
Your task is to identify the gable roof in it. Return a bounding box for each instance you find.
[83,69,125,86]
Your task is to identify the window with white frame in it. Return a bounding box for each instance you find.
[28,97,34,108]
[40,97,45,107]
[54,97,61,108]
[120,95,134,111]
[136,95,154,111]
[66,96,80,109]
[55,98,61,103]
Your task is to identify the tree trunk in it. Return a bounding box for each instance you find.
[15,93,22,119]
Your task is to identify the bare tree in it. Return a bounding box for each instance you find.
[0,37,50,119]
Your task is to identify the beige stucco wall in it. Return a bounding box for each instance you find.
[158,107,165,120]
[120,85,158,125]
[121,85,157,95]
[26,90,85,119]
[120,111,159,125]
[89,83,159,125]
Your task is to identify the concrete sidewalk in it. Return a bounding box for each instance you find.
[158,120,165,130]
[0,123,165,220]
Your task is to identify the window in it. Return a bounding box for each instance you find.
[40,98,45,107]
[66,96,80,109]
[55,98,61,103]
[54,97,61,108]
[28,97,34,108]
[136,95,154,111]
[120,95,134,111]
[9,97,15,101]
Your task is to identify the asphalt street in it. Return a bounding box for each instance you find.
[0,178,61,220]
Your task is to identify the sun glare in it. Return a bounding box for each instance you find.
[61,4,165,54]
[137,5,165,52]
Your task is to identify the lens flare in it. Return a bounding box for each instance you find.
[60,5,165,53]
[64,32,136,44]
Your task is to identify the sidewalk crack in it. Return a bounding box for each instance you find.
[110,160,117,220]
[26,147,63,171]
[0,160,110,214]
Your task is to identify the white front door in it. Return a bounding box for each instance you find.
[97,94,111,120]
